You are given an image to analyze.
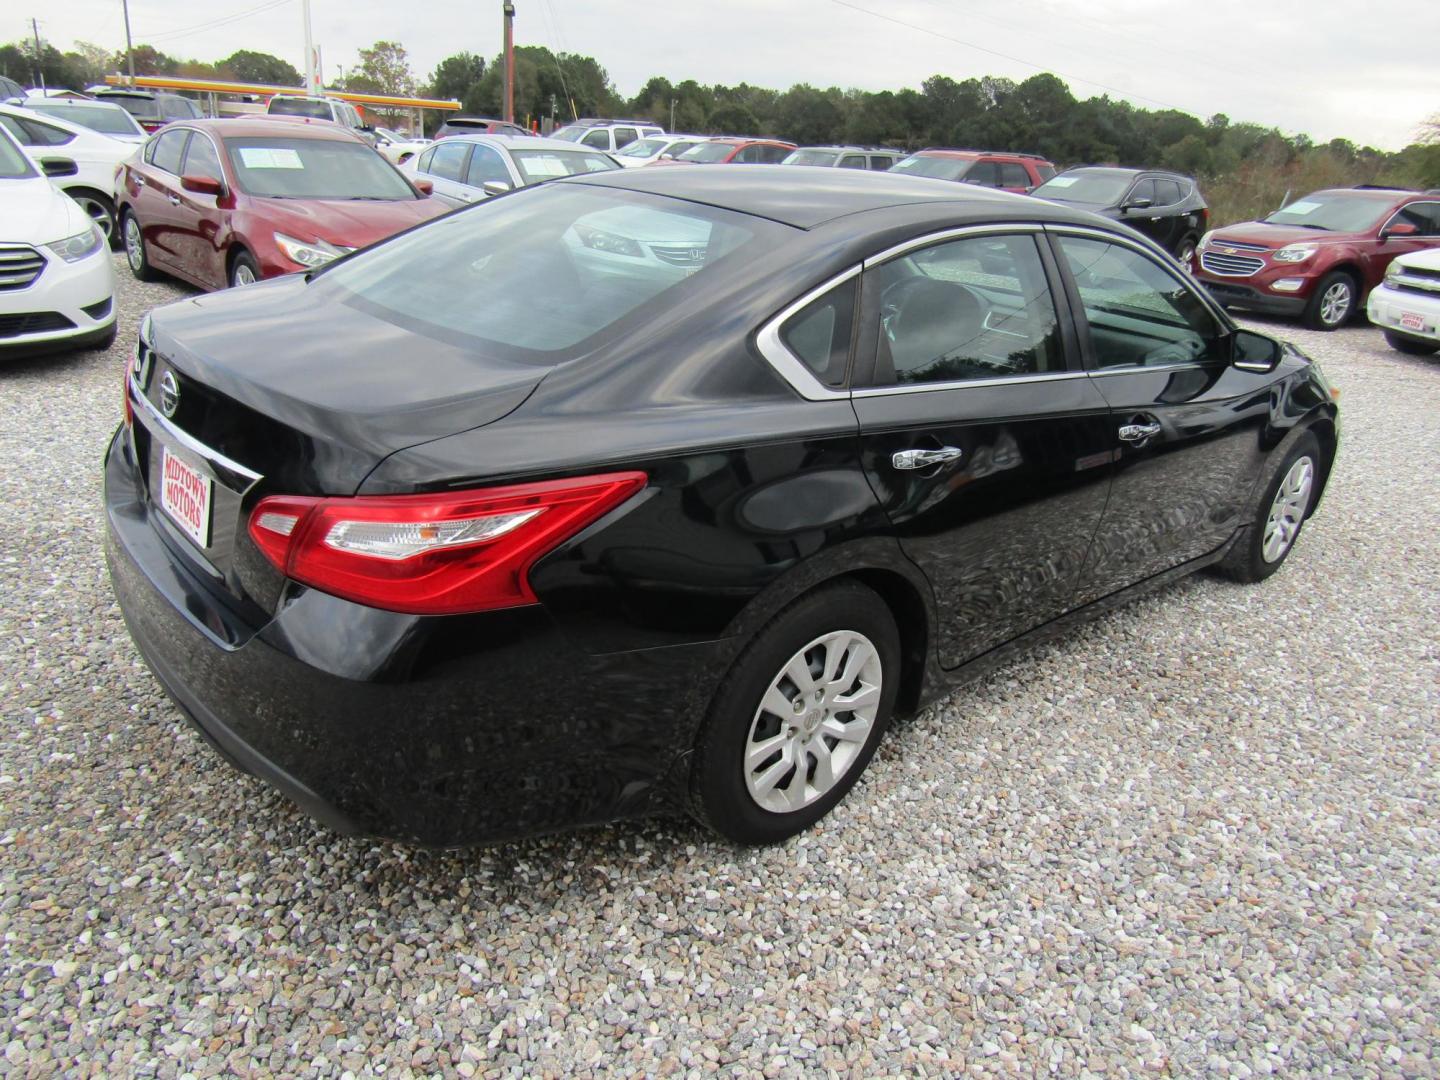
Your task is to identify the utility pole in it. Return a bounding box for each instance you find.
[302,0,319,92]
[502,1,515,125]
[670,97,675,131]
[121,0,136,86]
[30,18,45,92]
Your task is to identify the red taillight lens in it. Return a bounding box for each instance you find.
[247,472,647,615]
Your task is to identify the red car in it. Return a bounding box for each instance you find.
[889,149,1056,193]
[656,138,797,165]
[117,118,449,291]
[1194,186,1440,330]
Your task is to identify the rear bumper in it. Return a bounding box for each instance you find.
[103,425,722,845]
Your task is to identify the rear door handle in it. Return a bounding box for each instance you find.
[1118,422,1162,443]
[892,446,964,470]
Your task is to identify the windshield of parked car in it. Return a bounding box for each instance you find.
[268,98,334,120]
[510,149,619,185]
[890,155,971,181]
[617,137,667,158]
[29,102,144,136]
[1263,193,1393,232]
[0,127,38,179]
[1033,171,1134,205]
[321,185,779,358]
[783,149,841,166]
[225,136,415,200]
[550,124,586,142]
[100,94,160,121]
[676,142,738,163]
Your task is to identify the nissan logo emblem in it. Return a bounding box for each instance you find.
[159,370,180,418]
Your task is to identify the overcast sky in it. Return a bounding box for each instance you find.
[13,0,1437,150]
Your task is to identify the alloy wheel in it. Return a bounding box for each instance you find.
[1262,455,1315,563]
[232,263,257,286]
[124,216,144,271]
[1319,281,1353,327]
[743,630,883,813]
[74,195,114,242]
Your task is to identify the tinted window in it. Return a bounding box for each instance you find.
[0,114,74,147]
[1388,201,1440,236]
[269,98,333,120]
[839,155,866,169]
[781,278,857,387]
[1057,235,1224,368]
[510,149,618,185]
[225,136,415,199]
[868,155,894,171]
[1153,179,1185,206]
[465,143,511,187]
[581,128,610,149]
[324,185,775,359]
[1036,164,1056,181]
[759,145,792,163]
[103,94,161,121]
[872,234,1062,386]
[964,161,1000,187]
[1126,179,1158,206]
[183,134,223,182]
[427,140,470,181]
[1000,163,1030,188]
[151,129,190,174]
[162,96,200,120]
[613,127,638,148]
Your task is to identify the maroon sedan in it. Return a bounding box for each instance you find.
[118,118,449,290]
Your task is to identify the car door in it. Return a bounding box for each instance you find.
[172,130,229,289]
[1050,228,1273,604]
[134,127,192,273]
[580,128,612,152]
[1149,178,1187,253]
[416,140,474,204]
[839,154,867,170]
[851,227,1116,669]
[868,155,895,171]
[1118,178,1168,247]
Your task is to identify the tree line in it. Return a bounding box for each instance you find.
[4,36,1437,225]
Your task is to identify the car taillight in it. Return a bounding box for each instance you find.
[247,472,647,615]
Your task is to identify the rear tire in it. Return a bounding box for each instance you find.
[1302,271,1357,331]
[691,582,900,844]
[121,210,157,282]
[1382,329,1439,356]
[1214,432,1322,584]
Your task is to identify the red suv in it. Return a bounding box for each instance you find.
[117,118,449,290]
[889,149,1056,193]
[657,138,797,165]
[1194,186,1440,330]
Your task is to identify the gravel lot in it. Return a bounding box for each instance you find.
[1,255,1437,1078]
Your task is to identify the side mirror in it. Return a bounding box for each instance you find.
[481,180,511,197]
[180,174,223,196]
[1121,197,1154,212]
[412,178,434,195]
[659,153,674,161]
[1231,328,1282,372]
[40,157,79,178]
[1380,221,1418,241]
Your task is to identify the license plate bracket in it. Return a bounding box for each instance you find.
[1400,311,1426,332]
[160,444,213,549]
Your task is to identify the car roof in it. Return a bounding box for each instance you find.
[1311,186,1423,202]
[25,96,128,110]
[442,134,605,151]
[564,163,1077,229]
[1058,165,1190,180]
[442,117,512,125]
[181,117,363,141]
[795,145,896,153]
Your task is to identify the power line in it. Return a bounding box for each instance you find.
[139,0,293,45]
[825,0,1191,113]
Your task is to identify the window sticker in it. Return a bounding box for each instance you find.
[520,155,571,177]
[1046,176,1077,187]
[237,147,304,169]
[1282,200,1321,215]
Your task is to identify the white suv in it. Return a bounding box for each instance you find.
[552,120,664,154]
[1368,247,1440,355]
[267,96,373,143]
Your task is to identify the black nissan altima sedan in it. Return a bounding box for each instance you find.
[105,165,1339,846]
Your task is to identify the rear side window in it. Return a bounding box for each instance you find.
[613,127,638,148]
[1036,164,1057,181]
[427,141,470,181]
[150,129,190,174]
[839,155,866,169]
[0,114,74,147]
[1388,201,1440,237]
[780,277,857,387]
[964,161,1000,187]
[868,155,894,171]
[581,128,610,149]
[1154,179,1185,205]
[465,143,511,187]
[872,233,1062,386]
[1000,163,1030,188]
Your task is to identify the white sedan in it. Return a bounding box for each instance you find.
[0,103,138,246]
[0,125,116,356]
[1367,247,1440,356]
[613,134,708,168]
[372,126,430,166]
[400,135,619,206]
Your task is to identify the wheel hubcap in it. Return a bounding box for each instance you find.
[743,630,883,814]
[124,218,143,270]
[1262,455,1315,563]
[1320,282,1352,326]
[233,264,256,286]
[76,197,113,241]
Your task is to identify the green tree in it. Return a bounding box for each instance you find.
[347,41,417,96]
[219,50,301,86]
[706,101,760,136]
[429,52,485,103]
[112,44,181,77]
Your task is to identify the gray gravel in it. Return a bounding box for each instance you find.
[1,255,1438,1077]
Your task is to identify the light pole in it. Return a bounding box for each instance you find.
[121,0,135,85]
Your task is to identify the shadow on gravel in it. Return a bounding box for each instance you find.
[0,341,119,380]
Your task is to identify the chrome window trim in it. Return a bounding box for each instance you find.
[753,264,861,402]
[128,374,262,486]
[852,370,1088,398]
[861,222,1044,270]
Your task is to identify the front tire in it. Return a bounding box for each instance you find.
[1302,271,1357,331]
[1214,432,1322,583]
[1175,235,1198,271]
[691,582,900,844]
[70,189,118,249]
[121,210,157,282]
[229,250,260,288]
[1382,329,1439,356]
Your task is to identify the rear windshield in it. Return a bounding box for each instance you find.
[617,137,667,158]
[677,142,737,163]
[511,149,618,185]
[30,102,144,136]
[321,184,781,358]
[890,155,971,181]
[1264,193,1393,233]
[784,149,840,166]
[269,98,333,120]
[101,94,161,121]
[1034,171,1133,205]
[224,136,414,200]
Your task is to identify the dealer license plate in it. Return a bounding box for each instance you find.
[160,445,212,548]
[1400,311,1426,332]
